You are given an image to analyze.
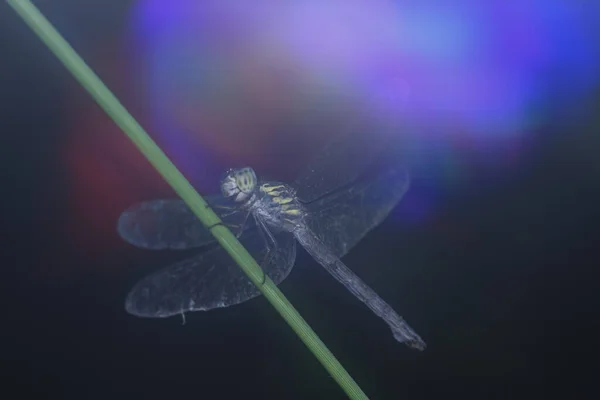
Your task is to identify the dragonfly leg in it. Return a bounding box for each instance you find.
[208,212,250,238]
[204,202,249,238]
[207,202,239,218]
[206,221,225,231]
[222,221,248,238]
[254,215,278,285]
[235,211,251,239]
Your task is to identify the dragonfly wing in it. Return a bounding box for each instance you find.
[293,97,403,203]
[125,230,296,317]
[117,196,254,250]
[304,165,409,258]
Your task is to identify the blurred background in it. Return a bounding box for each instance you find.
[2,0,599,398]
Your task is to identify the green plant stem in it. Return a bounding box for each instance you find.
[7,1,369,399]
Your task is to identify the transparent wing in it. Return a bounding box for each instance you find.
[117,195,254,250]
[293,103,401,203]
[304,164,409,257]
[125,229,296,317]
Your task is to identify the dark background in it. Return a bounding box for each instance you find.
[2,2,599,399]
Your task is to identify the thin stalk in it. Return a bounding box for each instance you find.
[6,1,369,399]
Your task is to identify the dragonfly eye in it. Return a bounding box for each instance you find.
[234,167,257,194]
[220,167,257,202]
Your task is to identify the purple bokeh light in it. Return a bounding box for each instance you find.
[126,0,599,224]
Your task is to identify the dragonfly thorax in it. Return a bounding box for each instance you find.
[253,181,307,232]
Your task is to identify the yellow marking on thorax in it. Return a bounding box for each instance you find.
[282,208,302,216]
[272,196,294,205]
[261,183,301,216]
[261,184,285,193]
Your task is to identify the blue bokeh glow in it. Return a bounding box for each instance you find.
[126,0,600,223]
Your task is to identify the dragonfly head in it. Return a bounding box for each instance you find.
[221,167,258,203]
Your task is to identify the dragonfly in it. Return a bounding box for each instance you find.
[118,131,426,350]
